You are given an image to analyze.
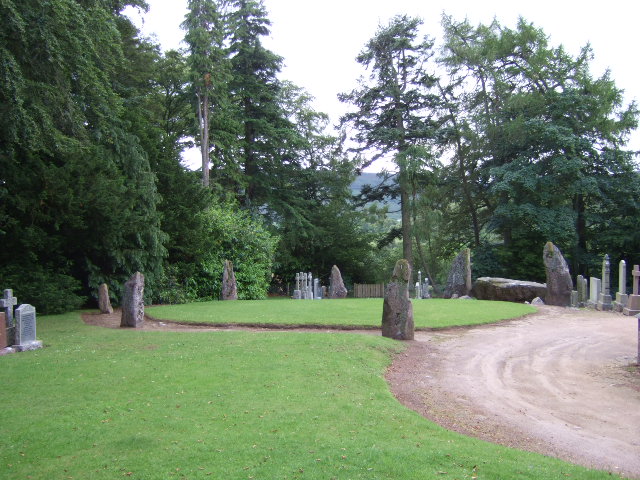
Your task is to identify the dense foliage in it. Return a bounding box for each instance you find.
[1,2,638,311]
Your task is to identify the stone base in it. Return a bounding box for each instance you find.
[596,294,613,311]
[292,290,301,300]
[613,293,628,312]
[623,295,640,316]
[14,340,43,352]
[0,346,17,356]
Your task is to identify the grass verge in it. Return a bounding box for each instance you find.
[0,312,615,479]
[146,298,536,329]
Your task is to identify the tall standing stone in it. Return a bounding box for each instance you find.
[614,260,628,312]
[576,275,587,308]
[329,265,348,299]
[382,259,414,340]
[443,248,472,299]
[597,254,613,311]
[588,277,601,308]
[221,260,238,300]
[120,272,145,328]
[98,283,114,314]
[543,242,573,307]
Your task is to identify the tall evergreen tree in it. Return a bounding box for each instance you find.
[340,15,441,268]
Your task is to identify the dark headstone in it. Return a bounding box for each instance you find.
[221,260,238,300]
[472,277,547,303]
[329,265,348,299]
[543,242,573,307]
[98,283,114,314]
[382,259,414,340]
[444,248,472,299]
[0,313,7,350]
[120,272,145,328]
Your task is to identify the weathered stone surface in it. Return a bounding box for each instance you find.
[532,297,545,306]
[98,283,114,314]
[0,312,7,350]
[458,295,473,300]
[444,248,472,299]
[329,265,348,299]
[120,272,145,328]
[472,277,547,303]
[382,260,414,340]
[543,242,573,307]
[221,260,238,300]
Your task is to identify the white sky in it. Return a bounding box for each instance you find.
[125,0,640,169]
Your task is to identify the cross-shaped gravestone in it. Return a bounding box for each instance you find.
[632,265,640,295]
[0,289,18,328]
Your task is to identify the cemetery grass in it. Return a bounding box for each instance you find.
[0,313,615,480]
[146,298,536,329]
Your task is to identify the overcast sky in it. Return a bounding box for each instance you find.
[125,0,640,168]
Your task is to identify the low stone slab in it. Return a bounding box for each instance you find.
[472,277,547,303]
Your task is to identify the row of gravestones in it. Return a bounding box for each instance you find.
[574,256,640,315]
[292,265,348,300]
[0,289,43,353]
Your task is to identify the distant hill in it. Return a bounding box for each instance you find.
[350,172,401,219]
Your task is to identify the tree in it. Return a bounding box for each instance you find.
[440,17,640,279]
[340,15,441,268]
[182,0,230,187]
[0,0,167,309]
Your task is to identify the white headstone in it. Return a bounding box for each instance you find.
[588,277,601,307]
[14,304,42,352]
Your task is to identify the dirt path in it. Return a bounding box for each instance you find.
[83,307,640,478]
[387,306,640,479]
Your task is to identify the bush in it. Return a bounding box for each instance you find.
[0,265,84,314]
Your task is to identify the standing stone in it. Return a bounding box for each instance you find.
[120,272,145,328]
[307,273,313,300]
[0,312,7,350]
[382,259,414,340]
[221,260,238,300]
[98,283,114,314]
[614,260,628,312]
[443,248,472,299]
[313,278,322,300]
[588,277,601,308]
[293,273,302,300]
[543,242,573,307]
[596,254,613,311]
[623,265,640,316]
[14,304,42,352]
[422,279,431,299]
[329,265,348,299]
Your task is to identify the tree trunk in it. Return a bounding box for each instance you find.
[399,166,413,268]
[197,91,210,187]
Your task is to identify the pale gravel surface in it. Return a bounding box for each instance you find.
[83,306,640,478]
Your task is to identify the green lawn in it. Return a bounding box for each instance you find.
[0,311,617,480]
[147,298,536,329]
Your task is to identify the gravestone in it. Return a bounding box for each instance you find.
[576,275,588,308]
[120,272,145,328]
[570,290,578,307]
[293,273,302,299]
[14,304,43,352]
[221,260,238,300]
[422,279,431,299]
[98,283,114,314]
[415,282,421,299]
[543,242,573,307]
[588,277,601,308]
[444,248,472,299]
[0,289,18,345]
[329,265,348,299]
[623,265,640,316]
[614,260,628,312]
[382,259,414,340]
[0,312,7,350]
[313,278,322,300]
[596,254,613,311]
[472,277,546,303]
[306,272,313,300]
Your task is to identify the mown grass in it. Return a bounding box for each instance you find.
[0,312,617,479]
[147,298,536,329]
